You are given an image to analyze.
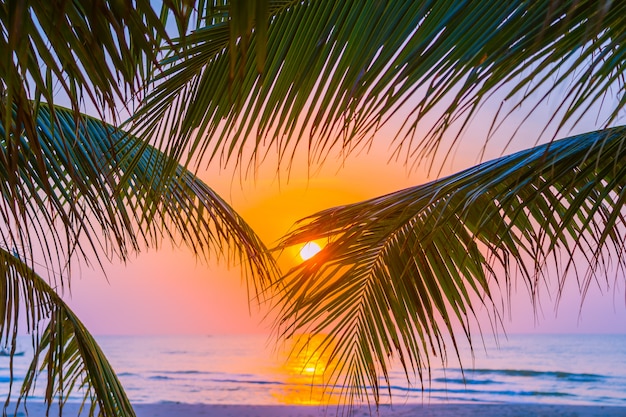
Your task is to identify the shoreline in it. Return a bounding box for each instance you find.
[7,403,626,417]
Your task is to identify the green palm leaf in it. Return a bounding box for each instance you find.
[0,104,276,290]
[0,1,196,247]
[111,119,278,290]
[132,1,626,170]
[0,0,174,148]
[274,127,626,404]
[1,104,277,413]
[0,247,133,417]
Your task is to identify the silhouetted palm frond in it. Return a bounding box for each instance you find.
[0,105,276,291]
[0,247,134,417]
[134,1,626,171]
[275,127,626,404]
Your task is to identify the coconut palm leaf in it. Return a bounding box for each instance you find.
[0,1,196,258]
[0,104,277,413]
[0,247,134,417]
[0,0,169,271]
[109,115,278,290]
[0,103,276,299]
[132,0,626,171]
[0,0,175,149]
[273,127,626,404]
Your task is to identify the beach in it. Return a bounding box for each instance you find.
[8,403,626,417]
[133,404,626,417]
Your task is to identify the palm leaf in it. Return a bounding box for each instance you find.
[273,126,626,404]
[1,103,276,303]
[0,247,134,417]
[0,0,173,148]
[0,1,195,248]
[132,0,626,171]
[1,103,278,414]
[110,117,278,291]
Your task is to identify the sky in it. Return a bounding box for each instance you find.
[61,83,626,336]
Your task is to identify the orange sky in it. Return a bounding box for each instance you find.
[63,90,626,336]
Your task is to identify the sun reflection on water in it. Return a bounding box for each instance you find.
[272,333,342,405]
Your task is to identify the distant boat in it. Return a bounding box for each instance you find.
[0,347,25,357]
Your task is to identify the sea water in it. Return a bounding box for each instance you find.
[1,334,625,406]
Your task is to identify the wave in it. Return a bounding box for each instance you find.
[4,334,622,406]
[157,370,206,375]
[163,351,188,355]
[142,372,284,387]
[148,375,173,381]
[144,370,215,379]
[0,376,23,383]
[385,384,575,398]
[455,368,606,383]
[432,377,501,386]
[209,378,283,386]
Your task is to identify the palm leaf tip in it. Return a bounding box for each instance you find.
[0,248,134,417]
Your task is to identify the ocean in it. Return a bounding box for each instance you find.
[1,333,625,406]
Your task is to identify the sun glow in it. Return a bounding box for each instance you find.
[299,242,322,260]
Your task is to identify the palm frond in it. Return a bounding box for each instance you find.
[0,102,278,413]
[132,0,626,171]
[0,0,176,136]
[0,1,199,247]
[274,126,626,404]
[111,120,278,291]
[0,104,276,295]
[0,247,133,417]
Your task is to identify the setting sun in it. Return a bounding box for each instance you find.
[299,242,322,260]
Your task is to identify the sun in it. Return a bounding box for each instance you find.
[299,242,322,261]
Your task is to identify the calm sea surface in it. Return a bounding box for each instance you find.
[1,334,625,406]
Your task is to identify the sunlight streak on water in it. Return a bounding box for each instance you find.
[272,334,341,405]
